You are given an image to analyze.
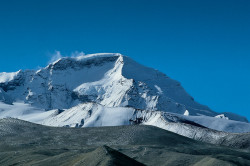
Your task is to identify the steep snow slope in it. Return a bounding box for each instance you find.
[0,88,13,104]
[121,56,215,116]
[41,103,135,127]
[0,53,241,117]
[0,71,20,83]
[0,53,249,136]
[0,100,249,135]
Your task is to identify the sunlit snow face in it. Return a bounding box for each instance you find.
[0,53,249,135]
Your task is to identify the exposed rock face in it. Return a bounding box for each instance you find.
[0,53,249,139]
[0,53,217,115]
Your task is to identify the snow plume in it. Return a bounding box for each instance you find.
[48,51,85,64]
[48,51,62,64]
[70,51,85,58]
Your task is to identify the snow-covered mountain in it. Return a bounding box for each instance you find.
[0,53,249,139]
[1,53,211,115]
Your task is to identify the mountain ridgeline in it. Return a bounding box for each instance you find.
[0,53,249,141]
[0,53,213,115]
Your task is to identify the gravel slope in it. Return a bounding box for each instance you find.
[0,118,250,166]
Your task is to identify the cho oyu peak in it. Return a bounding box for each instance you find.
[0,53,248,124]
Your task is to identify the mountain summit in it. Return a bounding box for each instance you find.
[0,53,249,137]
[0,53,214,115]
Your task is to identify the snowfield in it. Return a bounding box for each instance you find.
[0,53,249,141]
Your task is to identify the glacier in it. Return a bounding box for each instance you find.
[0,53,249,142]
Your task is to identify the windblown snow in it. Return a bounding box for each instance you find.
[0,53,249,137]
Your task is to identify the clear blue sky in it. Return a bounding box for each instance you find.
[0,0,249,119]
